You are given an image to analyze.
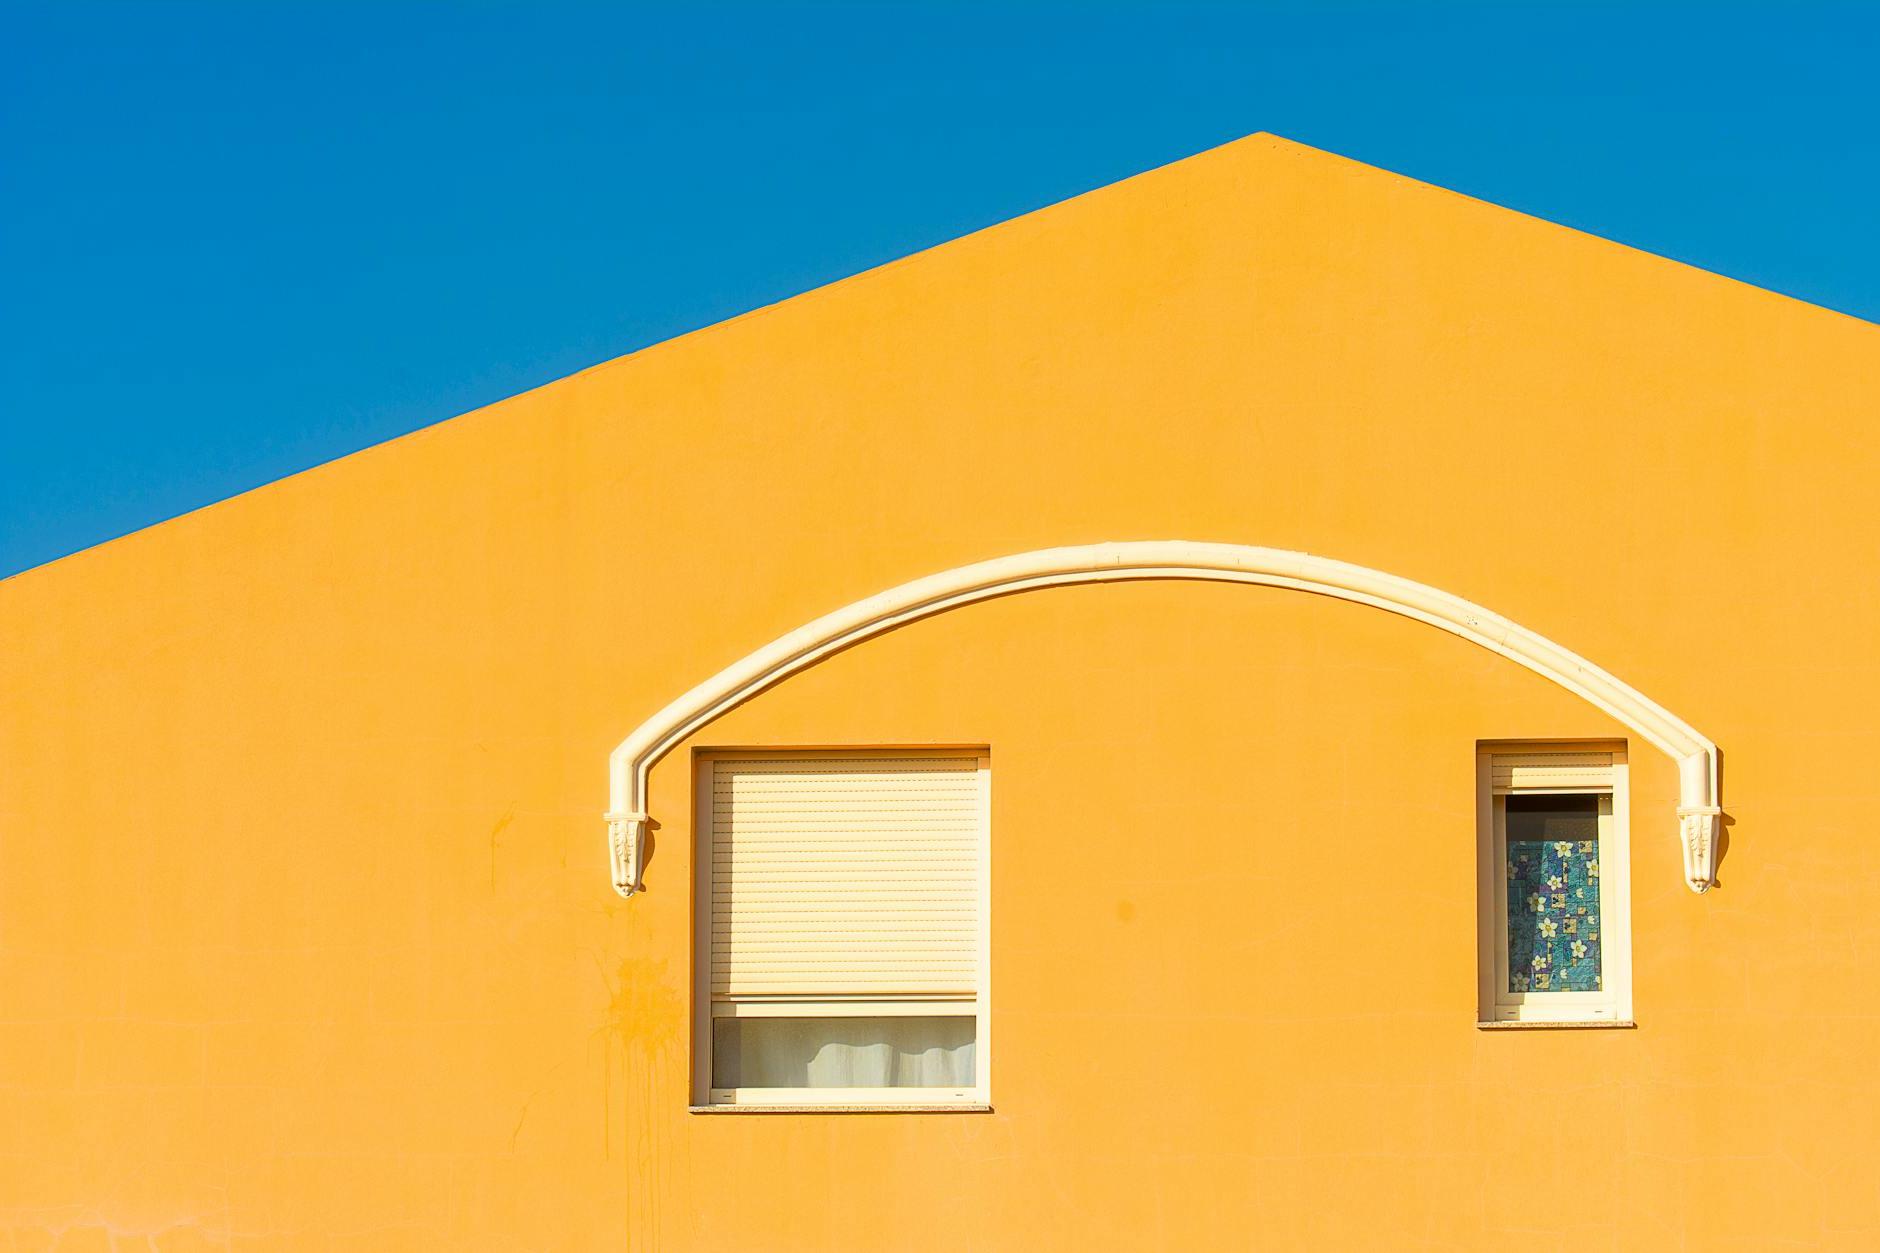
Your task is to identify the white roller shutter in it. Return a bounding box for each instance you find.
[1491,751,1614,794]
[708,755,986,998]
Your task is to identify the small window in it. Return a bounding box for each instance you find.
[1477,747,1632,1024]
[694,751,990,1107]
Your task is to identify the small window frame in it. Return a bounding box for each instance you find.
[1476,743,1633,1026]
[691,747,992,1111]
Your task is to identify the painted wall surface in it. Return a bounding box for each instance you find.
[3,135,1878,1250]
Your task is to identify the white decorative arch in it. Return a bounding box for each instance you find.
[606,542,1721,897]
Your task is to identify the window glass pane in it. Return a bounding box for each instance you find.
[713,1015,975,1089]
[1505,795,1602,992]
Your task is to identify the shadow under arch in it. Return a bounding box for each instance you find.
[605,541,1721,897]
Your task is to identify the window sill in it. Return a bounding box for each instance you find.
[689,1103,994,1115]
[1476,1019,1636,1030]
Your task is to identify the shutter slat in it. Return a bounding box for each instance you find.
[714,918,975,929]
[713,841,978,852]
[711,938,980,950]
[715,908,976,920]
[711,857,979,867]
[710,756,983,998]
[713,978,976,986]
[715,758,973,770]
[1492,752,1615,793]
[711,891,977,900]
[710,821,980,830]
[713,884,976,892]
[714,872,979,883]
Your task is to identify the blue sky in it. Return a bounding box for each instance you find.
[3,2,1875,578]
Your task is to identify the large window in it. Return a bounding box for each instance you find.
[693,751,990,1108]
[1476,746,1633,1025]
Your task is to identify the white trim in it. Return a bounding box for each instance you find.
[702,1087,981,1108]
[975,753,992,1108]
[611,541,1721,896]
[1478,750,1633,1025]
[693,749,990,1110]
[711,998,974,1018]
[690,760,713,1105]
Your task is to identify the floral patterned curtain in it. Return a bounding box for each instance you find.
[1506,796,1601,992]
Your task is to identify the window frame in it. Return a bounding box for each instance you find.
[691,747,992,1110]
[1475,743,1633,1026]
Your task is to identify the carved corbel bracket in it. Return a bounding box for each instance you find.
[605,811,648,897]
[1678,806,1722,893]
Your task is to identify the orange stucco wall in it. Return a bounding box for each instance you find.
[3,134,1878,1250]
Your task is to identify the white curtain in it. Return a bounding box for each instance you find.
[715,1016,975,1088]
